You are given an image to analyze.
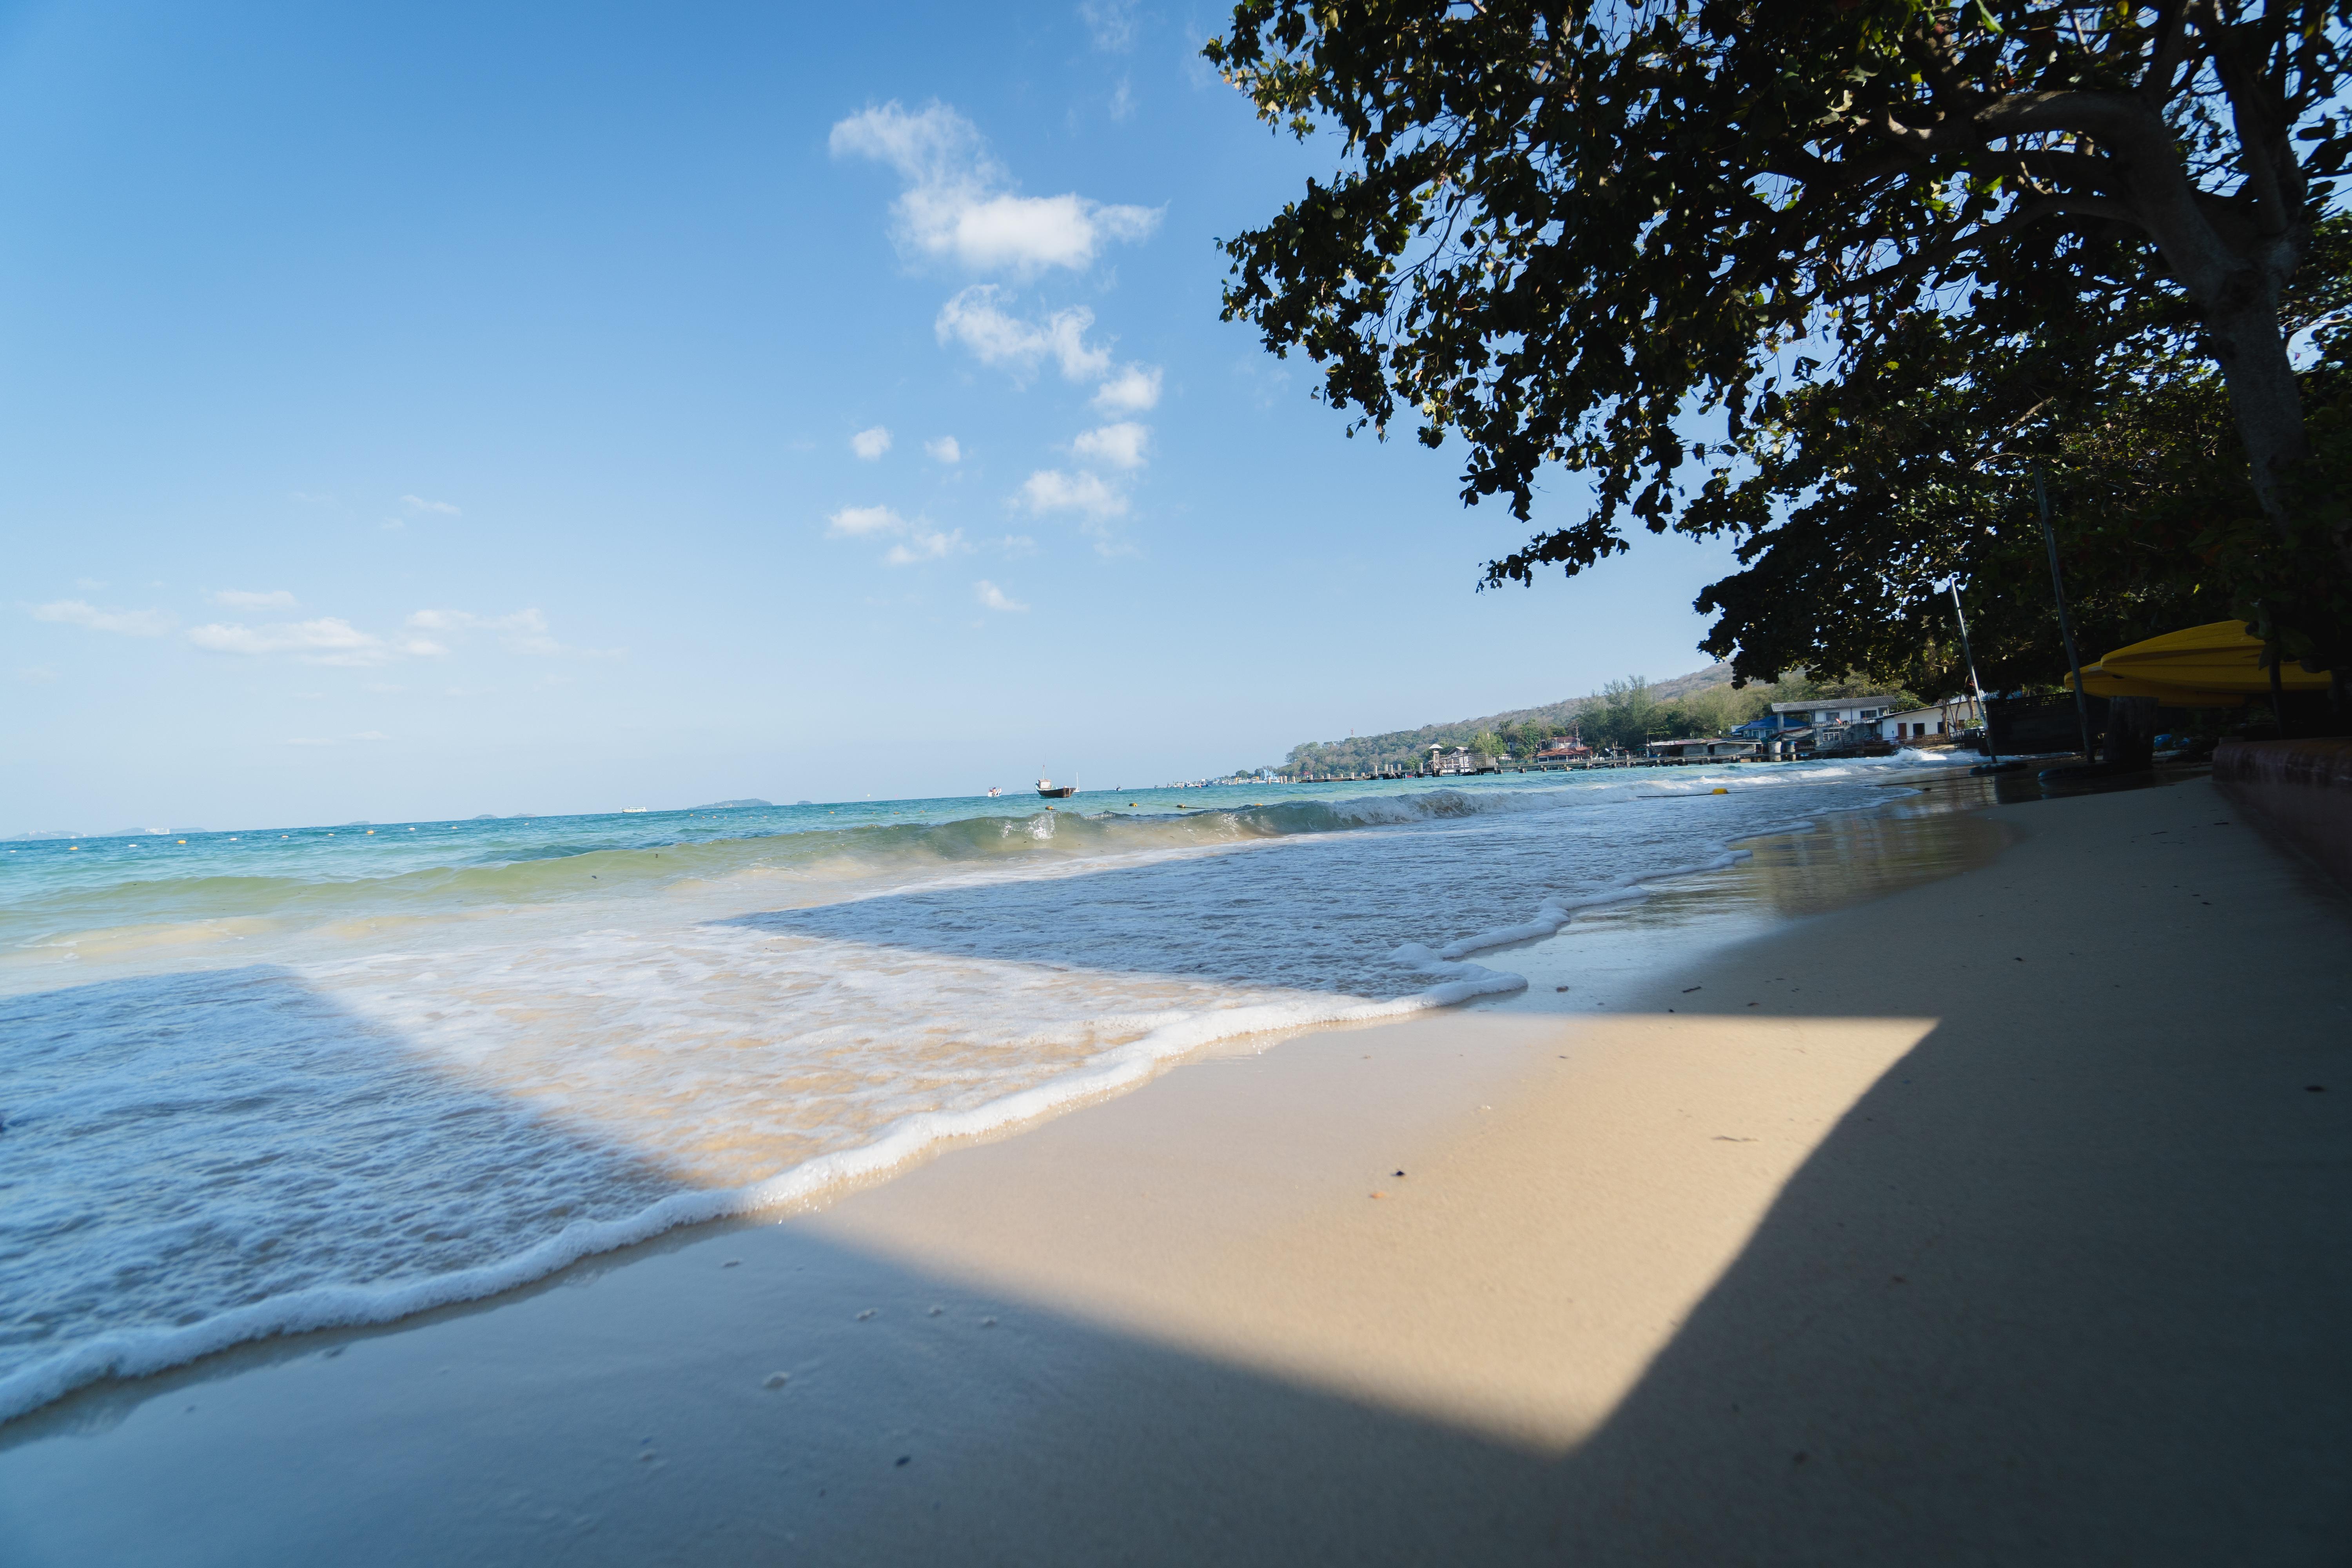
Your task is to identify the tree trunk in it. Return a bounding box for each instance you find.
[2203,289,2312,535]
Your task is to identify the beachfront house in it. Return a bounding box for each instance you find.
[1428,745,1479,776]
[1644,738,1761,762]
[1769,695,1905,728]
[1876,695,1986,744]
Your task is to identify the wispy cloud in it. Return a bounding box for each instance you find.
[407,607,612,657]
[936,286,1111,381]
[1072,421,1150,469]
[1018,468,1128,520]
[826,504,908,537]
[189,617,441,667]
[31,600,174,637]
[15,664,58,684]
[885,526,969,566]
[974,579,1029,613]
[1093,363,1162,413]
[211,588,298,609]
[851,425,892,460]
[996,533,1038,555]
[403,495,461,516]
[1081,0,1141,51]
[830,101,1160,275]
[926,436,962,464]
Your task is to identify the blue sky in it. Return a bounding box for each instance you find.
[1,0,1741,831]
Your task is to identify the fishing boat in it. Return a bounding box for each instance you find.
[1036,775,1076,799]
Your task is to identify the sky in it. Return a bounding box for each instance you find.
[0,0,1744,832]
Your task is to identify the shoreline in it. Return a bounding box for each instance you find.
[0,765,1980,1429]
[7,773,2343,1562]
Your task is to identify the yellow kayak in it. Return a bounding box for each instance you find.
[2082,621,2330,696]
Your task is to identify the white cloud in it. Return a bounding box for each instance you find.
[1018,469,1128,520]
[403,495,461,516]
[188,617,438,667]
[15,664,58,684]
[405,607,608,657]
[885,526,969,566]
[352,730,388,741]
[826,504,906,537]
[212,588,298,609]
[1081,0,1141,50]
[1093,363,1162,412]
[936,286,1111,381]
[1072,421,1150,469]
[974,579,1029,613]
[851,425,892,460]
[830,101,1160,274]
[996,533,1038,555]
[926,436,962,464]
[31,600,174,637]
[73,577,106,590]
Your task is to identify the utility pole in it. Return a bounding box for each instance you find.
[2034,465,2097,762]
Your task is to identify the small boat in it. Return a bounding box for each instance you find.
[1036,776,1076,799]
[986,786,1001,797]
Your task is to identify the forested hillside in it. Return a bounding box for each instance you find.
[1272,668,1911,777]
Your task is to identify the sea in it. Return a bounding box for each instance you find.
[0,755,1972,1423]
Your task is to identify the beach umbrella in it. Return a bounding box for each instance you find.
[2094,621,2330,695]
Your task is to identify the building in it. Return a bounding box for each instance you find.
[1534,735,1591,762]
[1873,696,1985,744]
[1428,745,1479,776]
[1644,738,1760,762]
[1767,695,1906,728]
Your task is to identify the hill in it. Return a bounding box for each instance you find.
[1267,666,1907,777]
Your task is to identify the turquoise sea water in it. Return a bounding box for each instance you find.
[0,757,1972,1423]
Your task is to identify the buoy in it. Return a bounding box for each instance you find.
[1711,788,1728,795]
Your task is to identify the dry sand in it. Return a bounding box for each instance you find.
[2,775,2347,1564]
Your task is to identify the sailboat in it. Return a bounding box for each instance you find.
[1036,772,1077,799]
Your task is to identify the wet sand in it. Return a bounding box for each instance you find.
[2,775,2347,1564]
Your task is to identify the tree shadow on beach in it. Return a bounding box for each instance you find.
[0,965,701,1437]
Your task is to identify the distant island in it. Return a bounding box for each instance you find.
[695,799,774,810]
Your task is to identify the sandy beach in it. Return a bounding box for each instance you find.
[3,773,2347,1564]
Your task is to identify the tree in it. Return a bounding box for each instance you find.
[1208,0,2352,670]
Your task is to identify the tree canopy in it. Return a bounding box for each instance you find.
[1209,0,2352,677]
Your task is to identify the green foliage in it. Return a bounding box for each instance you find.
[1687,218,2352,688]
[1209,0,2352,670]
[1271,668,1900,776]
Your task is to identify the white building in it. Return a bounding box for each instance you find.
[1768,695,1906,729]
[1877,695,1985,744]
